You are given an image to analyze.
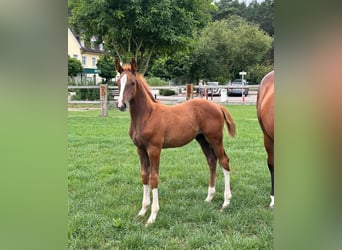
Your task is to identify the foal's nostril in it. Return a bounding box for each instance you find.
[117,102,127,112]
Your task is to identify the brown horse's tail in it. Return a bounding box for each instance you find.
[220,106,236,138]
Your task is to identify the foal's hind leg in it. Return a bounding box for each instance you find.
[196,134,218,202]
[137,147,151,217]
[210,140,232,211]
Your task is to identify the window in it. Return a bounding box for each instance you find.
[92,57,96,67]
[73,54,78,59]
[82,56,86,66]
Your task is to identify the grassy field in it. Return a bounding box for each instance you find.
[68,105,273,249]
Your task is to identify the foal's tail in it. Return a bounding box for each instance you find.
[220,106,236,138]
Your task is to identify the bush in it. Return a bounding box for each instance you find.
[68,56,83,78]
[145,77,169,86]
[71,88,100,101]
[159,89,176,96]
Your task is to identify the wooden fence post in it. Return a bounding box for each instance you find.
[186,84,193,101]
[100,84,108,117]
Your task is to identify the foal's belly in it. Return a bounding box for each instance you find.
[162,130,198,148]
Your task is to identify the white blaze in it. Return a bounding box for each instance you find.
[118,74,127,108]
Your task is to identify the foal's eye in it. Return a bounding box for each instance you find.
[131,81,135,86]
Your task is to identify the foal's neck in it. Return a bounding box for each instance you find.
[129,80,155,124]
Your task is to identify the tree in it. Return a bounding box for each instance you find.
[246,0,274,36]
[214,0,247,21]
[214,0,274,37]
[246,63,273,83]
[68,56,83,81]
[96,55,116,83]
[189,16,272,83]
[149,52,192,85]
[148,57,170,80]
[69,0,215,75]
[164,53,192,84]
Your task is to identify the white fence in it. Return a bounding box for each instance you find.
[68,84,259,116]
[68,84,259,104]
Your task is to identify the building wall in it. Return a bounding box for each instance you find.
[80,52,99,70]
[68,28,81,60]
[68,28,104,84]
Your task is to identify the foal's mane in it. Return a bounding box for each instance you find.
[136,74,158,103]
[122,63,157,104]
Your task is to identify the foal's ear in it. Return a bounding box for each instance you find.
[131,58,137,75]
[115,58,123,74]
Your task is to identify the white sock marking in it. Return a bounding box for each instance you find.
[270,195,274,208]
[221,168,232,210]
[205,186,216,202]
[137,184,150,217]
[146,188,159,225]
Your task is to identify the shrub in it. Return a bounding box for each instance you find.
[145,77,169,86]
[71,88,100,101]
[159,89,176,96]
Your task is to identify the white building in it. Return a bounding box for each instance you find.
[68,27,105,84]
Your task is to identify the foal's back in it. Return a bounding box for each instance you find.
[150,99,227,148]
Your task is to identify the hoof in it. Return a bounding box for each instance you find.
[145,218,155,226]
[220,204,230,212]
[137,213,144,218]
[137,208,148,217]
[220,198,231,212]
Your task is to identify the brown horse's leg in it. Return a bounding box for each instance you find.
[146,146,161,225]
[137,147,151,217]
[264,135,274,208]
[196,134,218,202]
[269,165,274,208]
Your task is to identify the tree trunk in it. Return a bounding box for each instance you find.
[112,41,122,62]
[141,42,156,75]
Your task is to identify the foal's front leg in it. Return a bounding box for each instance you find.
[137,148,151,217]
[146,146,161,225]
[137,184,150,217]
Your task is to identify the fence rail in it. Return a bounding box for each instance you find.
[68,84,260,91]
[68,85,119,89]
[67,84,259,105]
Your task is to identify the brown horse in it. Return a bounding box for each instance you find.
[115,58,236,225]
[256,70,274,208]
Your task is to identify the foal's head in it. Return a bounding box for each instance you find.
[115,58,138,111]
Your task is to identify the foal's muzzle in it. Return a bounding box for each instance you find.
[116,102,127,112]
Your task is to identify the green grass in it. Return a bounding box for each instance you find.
[68,105,273,249]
